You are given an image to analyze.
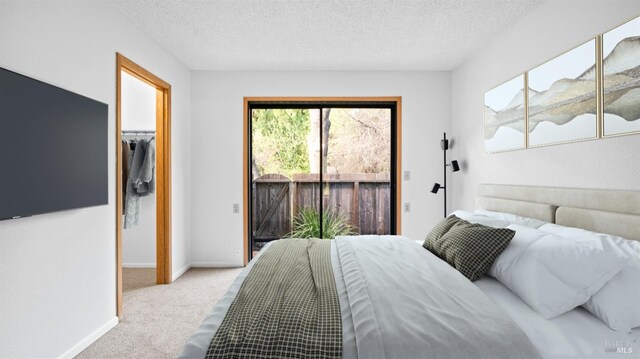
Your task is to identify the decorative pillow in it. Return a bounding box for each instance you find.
[427,220,515,282]
[474,209,548,229]
[423,215,463,252]
[491,224,627,319]
[540,223,640,331]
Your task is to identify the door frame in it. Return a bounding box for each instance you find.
[116,53,172,317]
[243,97,402,265]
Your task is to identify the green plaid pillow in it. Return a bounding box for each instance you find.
[427,221,515,281]
[423,215,463,253]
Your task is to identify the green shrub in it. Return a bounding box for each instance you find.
[286,207,357,239]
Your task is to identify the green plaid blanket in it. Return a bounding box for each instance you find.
[205,238,342,358]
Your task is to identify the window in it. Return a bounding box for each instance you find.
[245,98,401,261]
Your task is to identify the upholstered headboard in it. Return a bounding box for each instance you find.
[477,184,640,241]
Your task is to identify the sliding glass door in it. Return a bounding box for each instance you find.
[248,101,398,259]
[322,108,392,237]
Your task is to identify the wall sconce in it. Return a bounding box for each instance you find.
[431,132,460,217]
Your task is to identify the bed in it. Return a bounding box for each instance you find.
[180,184,640,358]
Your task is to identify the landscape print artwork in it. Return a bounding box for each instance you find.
[484,75,526,152]
[527,39,598,147]
[602,15,640,136]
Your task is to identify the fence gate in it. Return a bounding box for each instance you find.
[252,174,292,241]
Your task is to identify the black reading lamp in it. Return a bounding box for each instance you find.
[431,132,460,217]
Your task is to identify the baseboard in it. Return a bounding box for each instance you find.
[191,261,244,268]
[122,263,156,268]
[58,316,118,359]
[172,263,191,281]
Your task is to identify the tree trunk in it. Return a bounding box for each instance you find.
[321,108,331,174]
[307,108,332,174]
[251,157,260,180]
[307,109,321,173]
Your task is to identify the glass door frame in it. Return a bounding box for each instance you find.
[243,97,402,264]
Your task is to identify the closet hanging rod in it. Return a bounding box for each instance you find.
[122,130,155,134]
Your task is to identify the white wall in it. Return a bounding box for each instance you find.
[122,72,157,267]
[121,71,157,132]
[451,0,640,211]
[191,71,451,266]
[0,1,191,358]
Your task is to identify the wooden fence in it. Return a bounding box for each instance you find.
[252,173,390,241]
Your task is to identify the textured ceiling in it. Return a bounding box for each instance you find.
[109,0,544,71]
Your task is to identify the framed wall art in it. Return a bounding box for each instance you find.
[602,15,640,137]
[484,74,526,153]
[527,39,598,147]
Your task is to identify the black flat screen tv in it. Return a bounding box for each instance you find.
[0,67,108,220]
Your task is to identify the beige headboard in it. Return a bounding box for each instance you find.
[477,184,640,241]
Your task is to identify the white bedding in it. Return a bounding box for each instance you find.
[475,277,640,358]
[335,236,538,359]
[417,236,640,358]
[180,234,638,358]
[179,236,539,358]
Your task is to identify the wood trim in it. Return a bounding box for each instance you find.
[155,89,165,284]
[163,87,173,284]
[116,53,172,317]
[119,57,170,89]
[395,98,402,234]
[115,56,123,317]
[155,87,173,284]
[245,96,402,103]
[243,98,250,265]
[242,96,403,264]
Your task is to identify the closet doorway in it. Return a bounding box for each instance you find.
[116,53,172,317]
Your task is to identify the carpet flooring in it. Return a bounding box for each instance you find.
[76,267,243,359]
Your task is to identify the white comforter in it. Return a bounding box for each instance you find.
[179,236,540,359]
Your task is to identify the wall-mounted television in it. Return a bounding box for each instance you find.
[0,67,108,220]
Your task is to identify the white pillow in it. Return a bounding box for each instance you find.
[450,210,511,228]
[474,209,548,229]
[488,225,544,278]
[539,223,640,332]
[450,209,475,219]
[490,224,627,319]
